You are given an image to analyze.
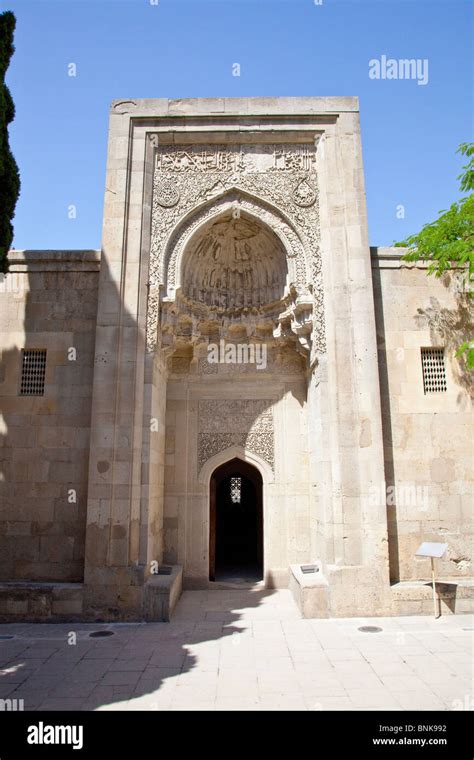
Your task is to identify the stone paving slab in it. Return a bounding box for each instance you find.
[0,590,472,711]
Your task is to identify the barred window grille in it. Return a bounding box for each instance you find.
[19,349,47,396]
[421,348,447,394]
[230,476,242,504]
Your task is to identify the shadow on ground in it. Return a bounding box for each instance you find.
[0,588,300,711]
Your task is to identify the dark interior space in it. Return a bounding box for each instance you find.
[210,458,263,582]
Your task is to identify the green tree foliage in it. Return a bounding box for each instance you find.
[0,11,20,274]
[396,143,474,369]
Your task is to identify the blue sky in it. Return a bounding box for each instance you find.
[3,0,473,249]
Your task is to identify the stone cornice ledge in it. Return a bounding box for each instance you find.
[370,246,429,270]
[7,249,101,272]
[110,96,360,117]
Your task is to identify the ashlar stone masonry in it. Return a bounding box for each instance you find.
[0,98,472,621]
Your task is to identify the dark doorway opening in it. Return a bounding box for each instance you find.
[209,458,263,583]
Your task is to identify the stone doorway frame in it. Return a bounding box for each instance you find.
[199,446,273,587]
[209,457,264,583]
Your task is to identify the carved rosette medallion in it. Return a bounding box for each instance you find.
[155,180,180,208]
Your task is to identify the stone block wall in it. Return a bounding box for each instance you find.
[0,251,100,582]
[372,248,473,583]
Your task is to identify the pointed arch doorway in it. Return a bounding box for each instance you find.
[209,458,263,583]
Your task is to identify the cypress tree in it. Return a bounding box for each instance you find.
[0,11,20,274]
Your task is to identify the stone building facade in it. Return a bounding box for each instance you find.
[0,98,472,621]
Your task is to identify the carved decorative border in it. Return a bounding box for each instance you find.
[146,143,325,356]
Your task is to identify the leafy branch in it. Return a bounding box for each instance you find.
[396,142,474,369]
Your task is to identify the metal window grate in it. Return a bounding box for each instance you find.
[230,476,241,504]
[19,349,46,396]
[421,348,447,394]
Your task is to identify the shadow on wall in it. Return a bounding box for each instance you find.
[371,263,399,583]
[432,582,458,614]
[0,251,100,584]
[372,263,473,585]
[413,273,474,401]
[0,247,308,612]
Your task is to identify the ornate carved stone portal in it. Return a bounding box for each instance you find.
[146,142,325,360]
[146,141,324,478]
[74,99,392,616]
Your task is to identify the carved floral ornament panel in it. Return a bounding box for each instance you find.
[198,400,275,471]
[146,141,325,354]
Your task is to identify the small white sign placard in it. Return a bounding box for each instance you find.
[415,542,448,559]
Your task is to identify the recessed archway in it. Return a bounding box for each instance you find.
[209,458,263,583]
[181,210,289,311]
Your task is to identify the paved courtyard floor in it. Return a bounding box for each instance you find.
[0,590,472,711]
